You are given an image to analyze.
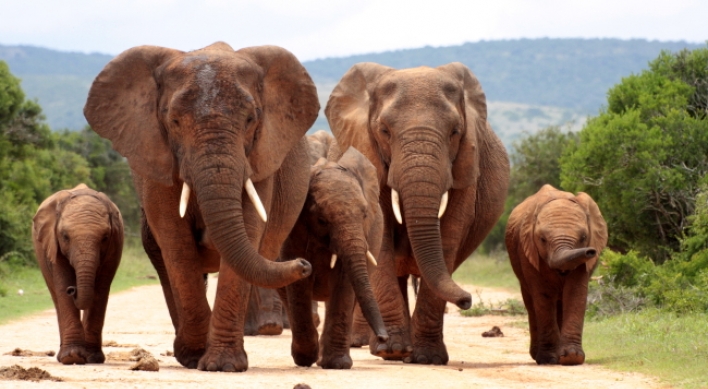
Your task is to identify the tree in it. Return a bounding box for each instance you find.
[482,126,578,252]
[561,46,708,263]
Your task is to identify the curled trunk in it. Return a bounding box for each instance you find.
[548,248,597,272]
[400,184,472,310]
[193,150,311,288]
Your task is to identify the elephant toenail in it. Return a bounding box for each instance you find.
[223,363,236,372]
[417,355,428,364]
[432,356,443,365]
[405,345,413,353]
[207,362,218,371]
[392,343,403,352]
[403,356,412,363]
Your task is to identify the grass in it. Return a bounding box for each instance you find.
[0,244,158,325]
[455,252,708,388]
[453,252,520,291]
[584,309,708,389]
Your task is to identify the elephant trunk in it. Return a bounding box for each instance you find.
[399,182,472,310]
[548,247,597,272]
[71,251,99,310]
[192,148,311,288]
[336,231,388,342]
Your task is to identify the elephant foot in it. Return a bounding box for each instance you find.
[370,328,412,361]
[403,338,449,365]
[317,352,353,369]
[291,338,318,367]
[85,346,106,364]
[534,350,559,365]
[173,338,206,369]
[258,321,284,336]
[57,345,88,365]
[559,345,585,365]
[197,345,248,372]
[349,330,369,348]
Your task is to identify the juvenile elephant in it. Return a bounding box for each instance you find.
[326,62,509,364]
[84,42,319,372]
[32,184,123,365]
[280,146,388,369]
[505,184,608,365]
[244,131,332,336]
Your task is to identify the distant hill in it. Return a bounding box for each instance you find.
[1,39,704,146]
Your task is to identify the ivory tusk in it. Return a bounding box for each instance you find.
[245,178,268,223]
[391,189,403,224]
[438,191,449,219]
[366,251,378,266]
[330,253,337,269]
[179,183,190,218]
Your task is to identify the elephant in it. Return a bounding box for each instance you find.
[32,183,124,365]
[505,184,608,365]
[325,62,510,364]
[84,42,319,372]
[279,145,388,369]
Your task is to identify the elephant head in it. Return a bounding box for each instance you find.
[84,43,319,288]
[520,185,608,273]
[325,62,489,309]
[307,147,387,340]
[33,184,124,310]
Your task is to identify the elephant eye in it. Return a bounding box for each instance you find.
[451,127,461,136]
[540,236,547,244]
[318,217,327,226]
[380,124,390,137]
[62,233,70,242]
[246,115,255,125]
[580,234,587,242]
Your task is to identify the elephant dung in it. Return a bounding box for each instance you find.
[0,365,62,382]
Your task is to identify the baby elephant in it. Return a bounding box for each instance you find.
[505,184,607,365]
[32,184,124,364]
[280,146,388,369]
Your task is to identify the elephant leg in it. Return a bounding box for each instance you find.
[141,211,180,332]
[81,263,118,364]
[518,279,539,361]
[532,289,561,365]
[50,260,89,365]
[369,231,412,360]
[318,272,355,369]
[285,278,319,367]
[244,286,261,336]
[558,270,590,365]
[406,279,448,365]
[349,302,372,347]
[198,265,250,372]
[249,286,284,336]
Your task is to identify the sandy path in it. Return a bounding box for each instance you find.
[0,277,664,388]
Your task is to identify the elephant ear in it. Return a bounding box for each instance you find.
[325,63,395,183]
[437,62,490,189]
[94,190,125,248]
[237,46,320,182]
[84,46,182,187]
[520,185,562,271]
[576,192,608,272]
[32,190,72,264]
[338,146,381,225]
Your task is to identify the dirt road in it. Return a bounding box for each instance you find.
[0,278,663,388]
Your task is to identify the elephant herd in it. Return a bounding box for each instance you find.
[30,42,608,373]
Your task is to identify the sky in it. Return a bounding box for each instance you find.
[1,0,706,61]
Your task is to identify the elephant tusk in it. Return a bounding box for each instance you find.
[366,250,378,266]
[330,253,337,269]
[391,189,403,224]
[245,178,268,223]
[438,191,449,219]
[179,183,190,218]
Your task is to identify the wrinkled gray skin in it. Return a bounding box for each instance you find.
[280,145,387,369]
[506,184,608,365]
[84,42,319,372]
[33,184,123,365]
[326,62,510,365]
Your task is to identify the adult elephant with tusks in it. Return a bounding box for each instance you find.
[326,62,509,364]
[84,42,319,372]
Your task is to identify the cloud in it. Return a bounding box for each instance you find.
[0,0,705,60]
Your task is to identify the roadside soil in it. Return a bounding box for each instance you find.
[0,277,665,389]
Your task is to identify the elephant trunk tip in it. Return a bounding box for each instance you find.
[296,258,313,278]
[550,247,597,272]
[376,332,390,344]
[66,286,77,296]
[456,294,472,310]
[585,248,597,258]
